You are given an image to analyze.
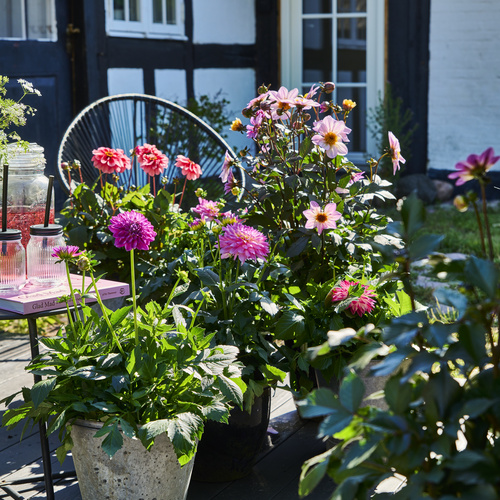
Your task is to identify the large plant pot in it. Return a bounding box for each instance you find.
[192,387,271,482]
[71,419,194,500]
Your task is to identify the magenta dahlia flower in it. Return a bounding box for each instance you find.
[91,147,131,174]
[388,132,406,175]
[134,144,169,176]
[218,223,269,264]
[448,147,500,186]
[192,198,220,221]
[330,280,377,317]
[51,245,82,261]
[109,211,157,251]
[175,155,202,181]
[312,116,351,159]
[303,201,342,235]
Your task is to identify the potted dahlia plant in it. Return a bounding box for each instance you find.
[219,82,408,393]
[1,209,245,500]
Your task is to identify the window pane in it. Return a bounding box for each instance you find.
[166,0,175,24]
[337,86,366,152]
[302,18,332,83]
[0,0,24,38]
[338,0,366,13]
[153,0,162,23]
[337,18,366,83]
[303,0,331,14]
[129,0,140,21]
[26,0,52,39]
[113,0,125,20]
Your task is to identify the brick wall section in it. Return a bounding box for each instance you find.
[428,0,500,173]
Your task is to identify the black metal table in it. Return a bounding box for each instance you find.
[0,307,76,500]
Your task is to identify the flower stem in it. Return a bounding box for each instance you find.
[470,198,487,259]
[64,262,78,338]
[480,182,494,261]
[130,249,139,344]
[90,273,125,356]
[178,177,188,209]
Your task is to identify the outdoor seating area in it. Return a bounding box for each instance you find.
[1,72,500,500]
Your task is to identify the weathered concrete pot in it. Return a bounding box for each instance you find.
[71,419,194,500]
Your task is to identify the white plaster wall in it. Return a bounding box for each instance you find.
[192,0,255,44]
[107,68,144,95]
[428,0,500,172]
[194,67,256,152]
[154,69,188,105]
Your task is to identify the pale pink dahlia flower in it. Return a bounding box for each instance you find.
[91,147,131,174]
[268,86,299,120]
[109,211,157,251]
[220,151,233,183]
[388,132,406,175]
[303,201,341,235]
[312,116,351,159]
[448,147,500,186]
[192,198,220,221]
[218,223,269,264]
[330,280,377,317]
[175,154,202,181]
[135,144,169,176]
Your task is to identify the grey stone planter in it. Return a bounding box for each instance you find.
[71,419,195,500]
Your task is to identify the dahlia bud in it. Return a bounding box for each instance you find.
[195,187,206,198]
[322,82,335,94]
[77,255,92,272]
[453,195,469,212]
[231,118,244,132]
[231,186,241,197]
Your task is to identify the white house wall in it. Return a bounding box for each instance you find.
[192,0,255,44]
[428,0,500,173]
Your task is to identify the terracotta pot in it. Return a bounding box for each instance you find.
[71,419,195,500]
[191,387,271,482]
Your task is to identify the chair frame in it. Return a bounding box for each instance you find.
[56,93,239,196]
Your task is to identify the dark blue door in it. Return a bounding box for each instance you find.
[0,0,75,209]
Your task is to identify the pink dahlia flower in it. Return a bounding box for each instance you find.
[246,110,265,139]
[192,198,220,221]
[51,246,82,261]
[312,116,351,159]
[135,144,169,176]
[330,280,377,317]
[388,132,406,175]
[109,211,157,251]
[224,169,237,195]
[91,147,131,174]
[268,86,299,120]
[175,154,202,181]
[303,201,342,235]
[218,223,269,264]
[448,147,500,186]
[220,151,233,183]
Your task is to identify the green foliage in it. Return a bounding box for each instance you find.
[229,84,406,391]
[297,193,500,498]
[185,92,232,139]
[367,82,418,178]
[1,264,244,465]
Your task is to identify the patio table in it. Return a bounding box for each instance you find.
[0,307,76,500]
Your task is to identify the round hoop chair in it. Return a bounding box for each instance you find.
[57,93,242,205]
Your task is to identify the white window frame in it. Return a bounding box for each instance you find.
[0,0,57,42]
[105,0,186,40]
[280,0,385,160]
